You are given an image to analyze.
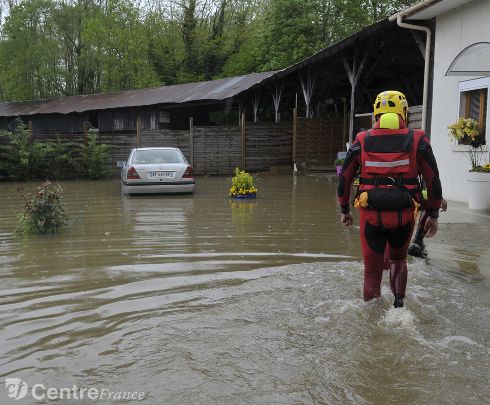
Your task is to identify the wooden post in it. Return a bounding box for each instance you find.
[293,107,297,164]
[240,112,246,170]
[271,81,283,123]
[136,115,141,146]
[299,69,317,118]
[253,90,260,123]
[342,98,347,149]
[343,49,368,145]
[189,116,194,167]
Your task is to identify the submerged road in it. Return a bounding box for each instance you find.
[0,176,489,404]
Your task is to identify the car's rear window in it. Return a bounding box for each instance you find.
[131,149,185,164]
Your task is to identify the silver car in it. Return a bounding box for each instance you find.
[118,147,195,195]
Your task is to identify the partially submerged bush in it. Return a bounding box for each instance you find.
[18,180,68,234]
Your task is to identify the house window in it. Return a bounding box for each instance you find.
[158,110,170,129]
[459,77,489,143]
[460,88,487,137]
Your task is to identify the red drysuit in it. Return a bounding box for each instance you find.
[337,117,442,304]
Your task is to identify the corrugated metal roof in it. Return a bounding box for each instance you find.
[0,70,280,117]
[273,19,391,78]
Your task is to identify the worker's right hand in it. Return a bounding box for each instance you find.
[424,216,438,238]
[341,212,354,227]
[440,198,448,212]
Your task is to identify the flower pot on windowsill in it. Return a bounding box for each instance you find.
[336,165,342,175]
[467,171,490,210]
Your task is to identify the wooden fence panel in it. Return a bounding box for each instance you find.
[140,129,190,160]
[98,132,138,164]
[193,126,241,175]
[245,122,292,172]
[28,121,296,175]
[408,106,422,129]
[296,117,344,167]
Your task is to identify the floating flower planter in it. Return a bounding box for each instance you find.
[229,168,258,200]
[232,192,256,199]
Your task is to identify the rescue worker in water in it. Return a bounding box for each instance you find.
[337,91,442,308]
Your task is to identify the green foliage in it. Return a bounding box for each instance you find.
[229,167,257,196]
[80,130,110,179]
[0,119,37,180]
[82,0,160,92]
[335,158,344,166]
[0,0,419,100]
[18,180,68,234]
[256,0,320,71]
[0,119,107,181]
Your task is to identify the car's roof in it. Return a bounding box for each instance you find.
[132,147,181,151]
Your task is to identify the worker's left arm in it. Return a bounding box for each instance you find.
[417,135,442,236]
[337,139,361,224]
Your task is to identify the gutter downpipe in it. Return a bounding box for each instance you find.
[389,8,433,131]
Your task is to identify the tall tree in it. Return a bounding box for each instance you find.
[256,0,320,71]
[0,0,61,100]
[82,0,160,92]
[0,0,420,101]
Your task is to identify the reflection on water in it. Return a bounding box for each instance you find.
[0,176,489,404]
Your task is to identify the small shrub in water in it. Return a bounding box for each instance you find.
[18,180,68,234]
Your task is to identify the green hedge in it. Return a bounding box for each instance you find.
[0,119,110,181]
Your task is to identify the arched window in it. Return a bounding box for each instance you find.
[446,42,490,76]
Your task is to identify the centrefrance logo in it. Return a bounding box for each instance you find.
[5,378,28,400]
[3,378,146,401]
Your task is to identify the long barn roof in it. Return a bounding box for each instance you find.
[0,70,280,117]
[0,17,411,119]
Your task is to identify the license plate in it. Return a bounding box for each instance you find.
[149,171,175,179]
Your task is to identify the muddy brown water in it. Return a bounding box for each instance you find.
[0,175,489,404]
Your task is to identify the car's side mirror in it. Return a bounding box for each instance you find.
[116,160,126,168]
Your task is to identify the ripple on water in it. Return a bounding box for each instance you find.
[0,178,489,404]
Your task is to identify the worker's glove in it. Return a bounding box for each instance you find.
[424,217,438,238]
[341,212,354,227]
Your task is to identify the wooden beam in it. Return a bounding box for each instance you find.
[253,89,260,123]
[411,31,426,59]
[241,112,246,170]
[479,89,485,134]
[293,107,297,163]
[299,69,317,118]
[189,116,194,167]
[343,46,370,144]
[271,81,283,123]
[136,115,141,146]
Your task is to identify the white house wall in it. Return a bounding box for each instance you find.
[430,0,490,203]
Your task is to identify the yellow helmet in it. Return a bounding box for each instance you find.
[373,90,408,122]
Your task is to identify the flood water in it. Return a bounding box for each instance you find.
[0,175,489,404]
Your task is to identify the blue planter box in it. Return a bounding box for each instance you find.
[231,193,256,199]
